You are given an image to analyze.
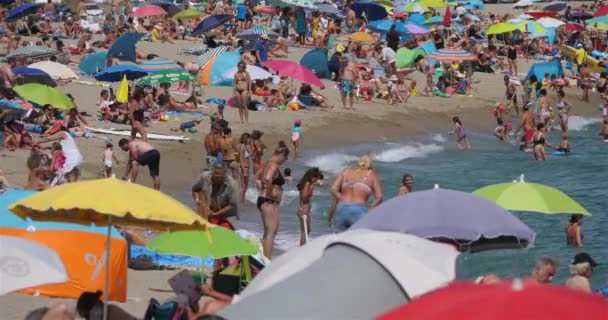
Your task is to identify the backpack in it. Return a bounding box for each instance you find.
[143,298,187,320]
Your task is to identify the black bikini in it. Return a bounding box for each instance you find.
[257,169,285,210]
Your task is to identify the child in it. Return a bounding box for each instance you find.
[283,168,292,183]
[296,167,322,245]
[424,66,434,97]
[395,77,410,103]
[556,135,571,153]
[50,142,65,186]
[449,116,471,149]
[494,119,512,142]
[103,143,120,178]
[504,75,518,115]
[98,89,113,121]
[291,119,303,158]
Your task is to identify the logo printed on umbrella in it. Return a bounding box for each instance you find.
[0,256,30,277]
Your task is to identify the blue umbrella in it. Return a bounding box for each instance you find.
[12,67,57,87]
[543,1,566,12]
[464,0,485,10]
[351,2,387,21]
[79,52,108,76]
[407,13,425,25]
[367,20,408,34]
[6,3,40,21]
[0,100,27,119]
[149,0,181,16]
[423,16,444,25]
[95,65,148,82]
[352,187,536,252]
[193,14,234,36]
[108,32,145,63]
[317,3,343,16]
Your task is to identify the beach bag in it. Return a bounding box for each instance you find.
[129,255,159,271]
[212,257,253,296]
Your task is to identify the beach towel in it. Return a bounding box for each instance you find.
[130,245,203,268]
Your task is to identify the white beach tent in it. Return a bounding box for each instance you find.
[221,230,459,320]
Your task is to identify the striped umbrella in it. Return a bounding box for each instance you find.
[194,46,229,68]
[427,48,477,62]
[138,69,196,85]
[4,46,57,62]
[317,3,342,16]
[137,59,182,73]
[237,26,279,40]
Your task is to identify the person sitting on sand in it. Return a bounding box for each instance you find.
[76,290,138,320]
[25,303,76,320]
[119,138,161,190]
[25,150,52,191]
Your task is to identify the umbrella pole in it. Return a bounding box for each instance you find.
[103,217,112,320]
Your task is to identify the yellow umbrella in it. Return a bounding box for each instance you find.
[593,22,608,30]
[486,22,518,35]
[116,75,129,103]
[9,178,211,320]
[418,0,448,7]
[347,31,374,43]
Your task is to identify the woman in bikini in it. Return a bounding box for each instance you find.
[129,88,147,141]
[220,127,237,168]
[234,62,251,124]
[237,132,252,205]
[532,123,555,161]
[538,89,552,132]
[566,214,584,247]
[296,167,322,245]
[329,155,383,231]
[250,130,266,179]
[556,90,572,133]
[256,141,289,259]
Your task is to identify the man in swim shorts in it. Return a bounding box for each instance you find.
[514,104,536,146]
[119,138,161,190]
[339,59,358,110]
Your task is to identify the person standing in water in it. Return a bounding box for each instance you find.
[556,90,572,133]
[329,155,383,230]
[397,174,413,196]
[449,116,471,149]
[566,214,584,247]
[532,123,555,161]
[296,167,322,246]
[537,89,552,132]
[233,62,251,124]
[514,104,536,147]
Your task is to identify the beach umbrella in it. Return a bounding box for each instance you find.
[543,1,566,12]
[525,10,558,19]
[108,32,144,63]
[12,67,57,87]
[95,65,148,82]
[404,23,429,34]
[150,0,181,16]
[407,13,426,25]
[423,16,444,25]
[6,3,40,21]
[14,84,74,111]
[139,69,196,85]
[79,52,108,76]
[116,76,129,103]
[317,3,342,16]
[427,48,477,62]
[132,4,167,17]
[173,8,206,19]
[0,235,67,296]
[222,64,273,80]
[513,0,534,8]
[264,60,325,88]
[594,5,608,17]
[566,23,586,32]
[367,20,408,34]
[193,46,229,68]
[148,228,258,259]
[405,3,429,13]
[0,100,30,120]
[9,178,211,320]
[585,15,608,25]
[4,46,57,62]
[537,17,565,28]
[0,189,127,301]
[486,22,518,35]
[592,22,608,30]
[347,31,374,42]
[352,187,535,252]
[419,0,448,7]
[517,20,547,33]
[351,2,388,21]
[464,0,485,10]
[254,5,278,14]
[137,58,182,73]
[192,14,234,36]
[237,26,279,40]
[377,280,608,320]
[276,0,318,9]
[222,229,459,320]
[473,174,590,215]
[27,61,78,80]
[199,51,241,86]
[571,11,593,20]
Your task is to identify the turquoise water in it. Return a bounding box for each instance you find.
[234,115,607,288]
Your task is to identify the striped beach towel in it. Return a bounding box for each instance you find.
[137,59,182,73]
[179,45,209,56]
[193,46,229,68]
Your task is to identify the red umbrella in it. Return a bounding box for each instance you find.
[377,280,608,320]
[594,5,608,17]
[442,6,451,28]
[566,23,586,32]
[263,60,325,89]
[132,5,167,17]
[525,11,557,19]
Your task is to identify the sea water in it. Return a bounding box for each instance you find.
[230,115,607,288]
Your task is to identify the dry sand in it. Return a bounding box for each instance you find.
[0,3,603,318]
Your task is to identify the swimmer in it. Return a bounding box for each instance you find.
[397,174,413,196]
[449,116,471,149]
[599,119,608,143]
[556,135,571,153]
[532,123,555,161]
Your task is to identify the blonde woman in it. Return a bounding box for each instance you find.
[330,155,383,231]
[565,253,597,293]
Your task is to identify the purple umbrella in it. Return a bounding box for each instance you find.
[351,187,535,252]
[571,11,592,20]
[403,23,429,35]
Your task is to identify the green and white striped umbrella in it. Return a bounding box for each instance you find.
[138,69,196,85]
[269,0,318,10]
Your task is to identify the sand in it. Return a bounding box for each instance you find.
[0,2,603,318]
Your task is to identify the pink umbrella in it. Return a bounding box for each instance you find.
[263,60,325,89]
[403,23,429,35]
[132,5,167,17]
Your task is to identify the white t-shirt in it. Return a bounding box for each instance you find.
[456,6,466,16]
[382,47,396,64]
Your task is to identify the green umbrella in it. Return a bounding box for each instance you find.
[395,47,426,69]
[138,69,196,85]
[486,22,518,35]
[473,174,590,215]
[148,227,258,259]
[14,83,74,111]
[173,9,206,19]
